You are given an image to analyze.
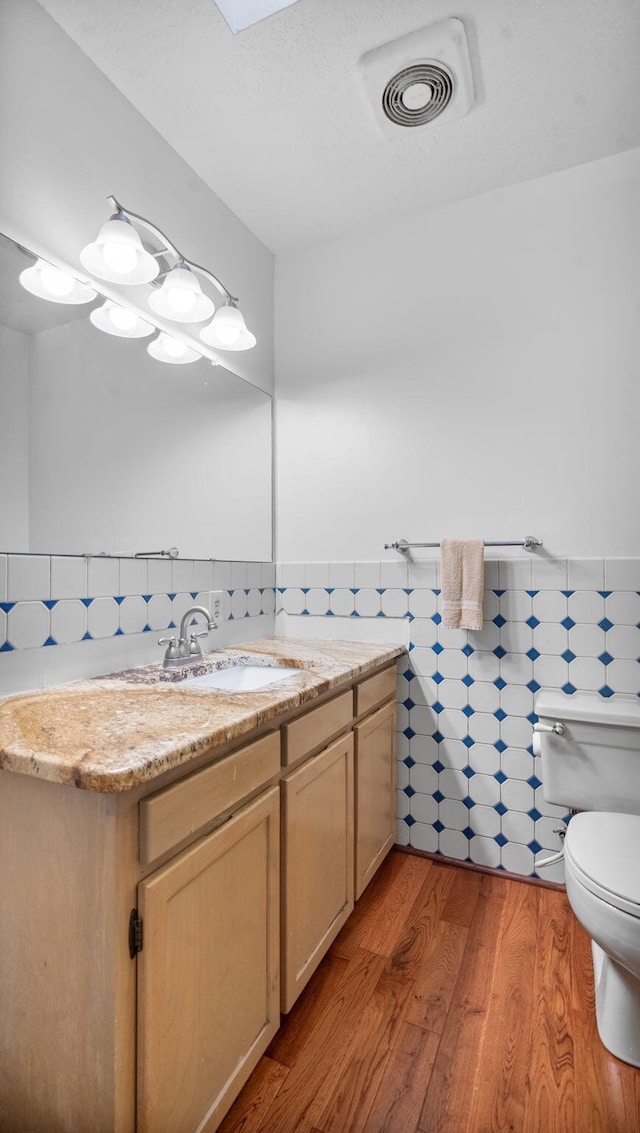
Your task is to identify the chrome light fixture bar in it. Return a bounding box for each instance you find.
[80,196,256,350]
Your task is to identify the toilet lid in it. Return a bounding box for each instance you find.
[565,812,640,918]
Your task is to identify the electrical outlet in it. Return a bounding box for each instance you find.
[209,590,225,627]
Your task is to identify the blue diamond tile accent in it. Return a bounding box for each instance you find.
[494,770,507,784]
[434,588,441,596]
[404,588,413,595]
[142,594,153,603]
[462,704,475,717]
[527,713,539,725]
[403,669,415,681]
[434,819,444,833]
[493,614,506,628]
[494,645,506,659]
[494,708,507,721]
[326,587,334,594]
[526,648,540,662]
[0,601,15,613]
[494,676,507,690]
[527,679,541,693]
[432,701,443,714]
[403,756,415,768]
[403,698,415,711]
[495,802,507,815]
[462,674,474,686]
[494,589,505,597]
[599,591,612,599]
[433,761,445,774]
[494,739,507,753]
[0,641,14,651]
[82,632,92,641]
[462,765,476,778]
[43,600,57,610]
[433,731,444,744]
[562,650,576,663]
[462,735,475,748]
[433,642,444,655]
[404,786,415,797]
[462,644,475,656]
[433,671,444,684]
[404,815,416,827]
[598,652,614,666]
[528,840,542,855]
[463,826,475,839]
[326,610,335,617]
[403,727,415,739]
[562,590,575,598]
[43,635,56,646]
[432,612,442,625]
[526,590,539,597]
[599,685,615,698]
[495,833,508,846]
[463,797,475,810]
[528,808,542,822]
[561,616,576,630]
[527,775,542,790]
[433,789,444,802]
[562,682,577,695]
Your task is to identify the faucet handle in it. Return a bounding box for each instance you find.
[188,629,209,656]
[158,635,179,661]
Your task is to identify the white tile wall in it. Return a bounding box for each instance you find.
[275,556,640,882]
[0,556,276,694]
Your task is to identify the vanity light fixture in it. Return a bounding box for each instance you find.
[82,196,256,350]
[19,258,97,304]
[90,299,155,338]
[147,331,201,365]
[148,261,215,323]
[80,212,159,284]
[199,298,257,350]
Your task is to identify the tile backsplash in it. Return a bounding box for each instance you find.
[275,556,640,883]
[0,554,276,693]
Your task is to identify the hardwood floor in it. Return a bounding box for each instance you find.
[218,851,640,1133]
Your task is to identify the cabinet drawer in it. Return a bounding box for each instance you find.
[354,664,397,717]
[281,689,353,766]
[139,731,281,865]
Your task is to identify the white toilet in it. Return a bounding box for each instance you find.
[534,690,640,1067]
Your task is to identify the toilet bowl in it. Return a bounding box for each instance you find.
[564,811,640,1067]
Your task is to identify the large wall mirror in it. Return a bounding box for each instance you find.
[0,233,272,562]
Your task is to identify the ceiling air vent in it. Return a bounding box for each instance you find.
[359,18,475,138]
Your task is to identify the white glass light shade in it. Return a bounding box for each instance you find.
[80,216,159,285]
[199,302,256,350]
[147,331,201,365]
[19,259,97,304]
[148,263,215,323]
[90,300,155,339]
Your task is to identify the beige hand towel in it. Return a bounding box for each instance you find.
[440,540,485,631]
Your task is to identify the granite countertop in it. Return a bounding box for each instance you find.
[0,637,405,793]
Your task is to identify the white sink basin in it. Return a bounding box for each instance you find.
[180,665,300,692]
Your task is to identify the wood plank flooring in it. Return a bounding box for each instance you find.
[218,851,640,1133]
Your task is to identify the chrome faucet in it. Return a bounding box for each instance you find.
[159,605,217,668]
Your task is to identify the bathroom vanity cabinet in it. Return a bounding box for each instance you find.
[0,649,398,1133]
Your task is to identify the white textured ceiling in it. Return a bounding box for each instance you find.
[37,0,640,254]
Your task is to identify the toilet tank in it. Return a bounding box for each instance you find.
[535,691,640,815]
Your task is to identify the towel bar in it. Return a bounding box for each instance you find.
[384,537,543,553]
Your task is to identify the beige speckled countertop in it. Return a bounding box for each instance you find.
[0,637,405,793]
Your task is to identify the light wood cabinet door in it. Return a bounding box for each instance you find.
[354,700,397,899]
[281,732,354,1012]
[136,786,280,1133]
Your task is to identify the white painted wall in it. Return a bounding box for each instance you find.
[0,324,29,549]
[0,0,274,394]
[275,148,640,561]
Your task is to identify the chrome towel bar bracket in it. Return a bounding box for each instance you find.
[384,537,543,553]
